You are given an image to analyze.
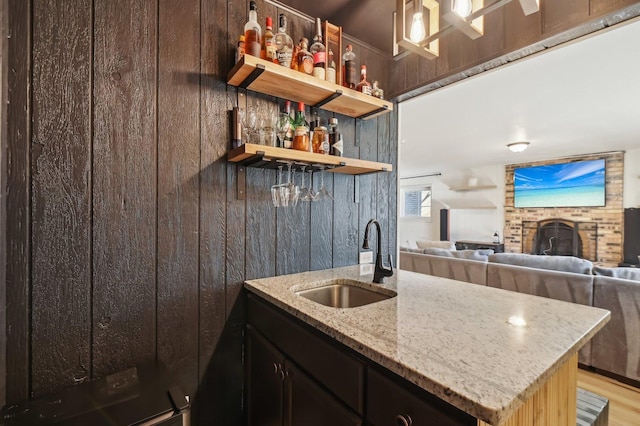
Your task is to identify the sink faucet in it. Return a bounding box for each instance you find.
[362,219,394,283]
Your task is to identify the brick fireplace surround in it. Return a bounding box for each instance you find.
[504,152,624,266]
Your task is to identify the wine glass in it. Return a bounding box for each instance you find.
[271,165,287,208]
[285,163,299,206]
[297,165,314,202]
[314,166,333,201]
[276,111,291,148]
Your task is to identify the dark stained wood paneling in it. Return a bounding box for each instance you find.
[6,0,30,403]
[590,0,639,16]
[30,0,92,396]
[357,118,378,260]
[0,0,7,406]
[157,0,200,398]
[333,115,359,268]
[504,0,542,52]
[543,0,590,34]
[310,109,335,271]
[92,0,157,377]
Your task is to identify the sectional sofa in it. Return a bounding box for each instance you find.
[399,248,640,385]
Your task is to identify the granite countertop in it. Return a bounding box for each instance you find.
[245,265,610,425]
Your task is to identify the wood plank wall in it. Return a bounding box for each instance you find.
[389,0,640,100]
[3,0,397,424]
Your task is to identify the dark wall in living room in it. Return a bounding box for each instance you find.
[3,0,397,423]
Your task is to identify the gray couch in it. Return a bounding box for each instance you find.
[399,248,640,384]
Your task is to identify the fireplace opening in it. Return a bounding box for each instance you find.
[522,219,598,261]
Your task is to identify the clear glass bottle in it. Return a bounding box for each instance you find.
[326,49,336,83]
[274,14,293,68]
[292,102,309,151]
[328,117,343,157]
[235,35,245,64]
[343,44,357,89]
[262,17,276,62]
[309,18,326,80]
[371,81,384,99]
[244,1,262,57]
[296,38,313,75]
[356,65,372,95]
[282,100,294,149]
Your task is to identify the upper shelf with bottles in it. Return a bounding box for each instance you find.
[227,55,393,120]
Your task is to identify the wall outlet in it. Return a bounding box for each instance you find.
[359,251,373,264]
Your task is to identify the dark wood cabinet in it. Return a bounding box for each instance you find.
[246,293,475,426]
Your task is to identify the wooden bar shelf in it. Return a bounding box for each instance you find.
[227,55,393,120]
[227,143,392,175]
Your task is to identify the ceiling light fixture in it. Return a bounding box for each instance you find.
[395,0,440,59]
[507,142,530,152]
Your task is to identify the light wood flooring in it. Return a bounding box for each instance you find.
[577,369,640,426]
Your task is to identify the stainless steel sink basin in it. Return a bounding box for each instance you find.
[294,279,396,308]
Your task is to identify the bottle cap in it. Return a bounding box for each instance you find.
[329,117,338,125]
[250,1,257,10]
[297,101,305,111]
[239,35,245,42]
[346,44,352,50]
[361,65,367,70]
[266,17,272,28]
[279,14,286,27]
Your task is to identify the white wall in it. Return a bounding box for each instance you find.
[398,165,505,247]
[624,148,640,208]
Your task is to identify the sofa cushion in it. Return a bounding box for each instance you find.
[488,253,593,275]
[422,247,454,257]
[415,240,456,251]
[451,249,493,261]
[593,266,640,281]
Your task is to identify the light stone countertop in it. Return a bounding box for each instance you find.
[245,265,610,425]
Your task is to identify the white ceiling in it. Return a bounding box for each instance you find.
[398,18,640,178]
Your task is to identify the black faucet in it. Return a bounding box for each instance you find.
[362,219,394,283]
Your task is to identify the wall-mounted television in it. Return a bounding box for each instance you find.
[514,159,606,208]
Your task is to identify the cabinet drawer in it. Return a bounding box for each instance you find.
[367,368,475,426]
[247,294,365,415]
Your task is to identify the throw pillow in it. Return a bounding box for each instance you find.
[423,247,454,257]
[416,240,456,250]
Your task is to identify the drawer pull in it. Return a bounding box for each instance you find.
[396,414,412,426]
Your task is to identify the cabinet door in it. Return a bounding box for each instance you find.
[285,361,362,426]
[246,325,286,426]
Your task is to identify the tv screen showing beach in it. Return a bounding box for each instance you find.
[514,159,606,208]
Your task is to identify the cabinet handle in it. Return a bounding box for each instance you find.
[396,414,412,426]
[279,368,285,381]
[273,363,279,374]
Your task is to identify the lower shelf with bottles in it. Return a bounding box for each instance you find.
[227,143,392,175]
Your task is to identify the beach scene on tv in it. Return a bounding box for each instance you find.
[514,159,606,208]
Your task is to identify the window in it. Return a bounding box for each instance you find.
[400,186,431,219]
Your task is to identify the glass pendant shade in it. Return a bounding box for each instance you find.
[452,0,473,18]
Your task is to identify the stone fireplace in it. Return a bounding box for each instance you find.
[504,152,624,266]
[522,219,598,261]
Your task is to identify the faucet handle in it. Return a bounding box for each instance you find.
[387,253,394,269]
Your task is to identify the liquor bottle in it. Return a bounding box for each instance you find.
[274,14,293,68]
[371,81,384,99]
[262,17,277,62]
[326,49,336,84]
[356,65,372,95]
[235,35,245,64]
[343,44,357,89]
[244,1,262,57]
[296,38,314,75]
[309,18,326,80]
[328,117,343,156]
[292,102,310,151]
[290,42,300,71]
[282,100,294,149]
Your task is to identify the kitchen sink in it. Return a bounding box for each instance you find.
[294,279,396,308]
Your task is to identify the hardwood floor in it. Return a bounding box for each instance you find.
[577,369,640,426]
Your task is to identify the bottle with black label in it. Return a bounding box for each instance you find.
[328,117,343,156]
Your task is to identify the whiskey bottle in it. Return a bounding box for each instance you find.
[326,49,336,83]
[343,45,357,89]
[296,38,314,75]
[356,65,372,95]
[244,1,262,57]
[309,18,326,80]
[274,14,293,68]
[262,17,277,62]
[292,102,310,151]
[371,81,384,99]
[328,117,343,156]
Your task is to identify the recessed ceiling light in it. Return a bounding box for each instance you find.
[507,142,530,153]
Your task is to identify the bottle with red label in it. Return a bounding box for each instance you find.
[309,18,326,80]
